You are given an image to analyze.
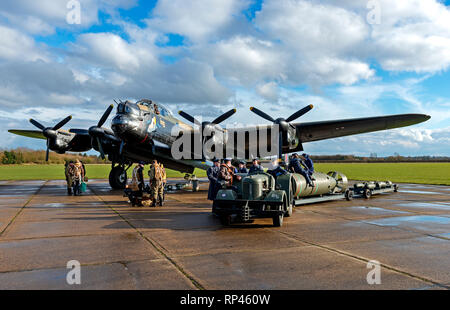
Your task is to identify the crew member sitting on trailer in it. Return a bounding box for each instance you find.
[301,153,315,178]
[237,160,248,174]
[248,158,264,174]
[268,158,288,179]
[290,154,314,187]
[207,159,221,201]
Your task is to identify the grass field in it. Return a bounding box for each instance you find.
[0,164,207,181]
[314,163,450,185]
[0,163,449,185]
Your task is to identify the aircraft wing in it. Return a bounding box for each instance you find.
[295,113,431,143]
[223,113,430,158]
[8,130,46,140]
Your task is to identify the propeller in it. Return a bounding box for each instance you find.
[249,104,314,160]
[88,105,115,160]
[29,116,73,161]
[178,108,237,158]
[178,109,237,130]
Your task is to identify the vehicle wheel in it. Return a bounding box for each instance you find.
[273,214,284,227]
[363,189,372,199]
[285,191,294,217]
[394,184,398,192]
[345,189,353,201]
[285,204,293,217]
[109,166,128,189]
[220,215,231,226]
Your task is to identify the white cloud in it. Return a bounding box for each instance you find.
[74,33,143,71]
[147,0,249,42]
[0,0,137,35]
[0,25,48,62]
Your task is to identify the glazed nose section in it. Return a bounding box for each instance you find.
[111,114,130,136]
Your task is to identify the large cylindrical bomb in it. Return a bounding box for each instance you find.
[289,171,348,198]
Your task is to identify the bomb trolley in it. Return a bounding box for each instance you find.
[350,181,398,199]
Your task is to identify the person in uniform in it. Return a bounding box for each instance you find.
[149,159,164,207]
[71,159,85,195]
[132,161,145,193]
[218,158,242,188]
[207,159,221,201]
[160,163,167,188]
[64,161,74,195]
[248,158,264,174]
[268,158,288,179]
[289,154,314,187]
[127,162,145,207]
[301,153,315,179]
[237,160,248,174]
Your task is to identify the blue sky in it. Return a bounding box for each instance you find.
[0,0,449,156]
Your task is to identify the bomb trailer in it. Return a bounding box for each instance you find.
[213,171,398,227]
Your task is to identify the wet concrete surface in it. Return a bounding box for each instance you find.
[0,180,448,290]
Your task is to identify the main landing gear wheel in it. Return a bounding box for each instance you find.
[109,166,128,189]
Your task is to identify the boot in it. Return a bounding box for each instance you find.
[152,200,157,207]
[67,188,72,196]
[158,195,164,207]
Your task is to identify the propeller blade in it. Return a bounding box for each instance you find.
[96,137,105,160]
[53,115,72,130]
[178,111,201,126]
[45,140,50,162]
[29,119,46,131]
[119,141,125,155]
[211,109,237,125]
[278,132,283,160]
[249,107,276,123]
[285,104,314,123]
[98,105,114,128]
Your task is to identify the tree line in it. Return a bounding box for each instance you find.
[1,148,448,165]
[0,148,109,165]
[311,154,450,163]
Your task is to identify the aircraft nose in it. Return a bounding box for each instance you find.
[111,115,129,134]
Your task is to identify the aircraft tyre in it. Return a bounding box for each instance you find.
[109,166,128,189]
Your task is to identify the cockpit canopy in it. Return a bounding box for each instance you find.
[117,100,140,116]
[136,99,173,117]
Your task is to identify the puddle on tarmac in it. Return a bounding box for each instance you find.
[396,202,450,210]
[43,203,66,208]
[349,206,410,215]
[365,215,450,227]
[435,232,450,238]
[399,190,442,195]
